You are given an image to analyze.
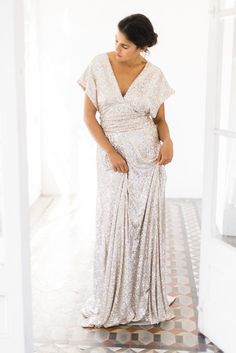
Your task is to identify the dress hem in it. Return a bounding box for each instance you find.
[81,294,177,328]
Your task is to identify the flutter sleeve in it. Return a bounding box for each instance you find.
[149,69,175,119]
[76,57,98,110]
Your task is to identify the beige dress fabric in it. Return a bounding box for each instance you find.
[77,52,176,328]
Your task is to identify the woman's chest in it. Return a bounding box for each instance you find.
[93,55,157,112]
[110,66,146,97]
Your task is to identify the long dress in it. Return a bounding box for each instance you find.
[76,52,176,328]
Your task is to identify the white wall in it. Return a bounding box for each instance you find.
[38,0,209,198]
[25,0,42,205]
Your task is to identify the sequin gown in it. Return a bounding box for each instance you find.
[76,52,176,328]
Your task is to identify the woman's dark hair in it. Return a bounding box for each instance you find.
[118,14,158,49]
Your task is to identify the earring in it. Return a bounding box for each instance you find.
[141,48,150,59]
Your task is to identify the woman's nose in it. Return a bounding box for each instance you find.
[115,43,121,53]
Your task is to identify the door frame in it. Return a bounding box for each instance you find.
[198,1,236,352]
[0,1,33,352]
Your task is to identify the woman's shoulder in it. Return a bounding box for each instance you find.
[148,62,171,82]
[88,52,106,67]
[148,62,175,95]
[148,61,163,75]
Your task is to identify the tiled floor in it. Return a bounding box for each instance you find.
[30,197,223,353]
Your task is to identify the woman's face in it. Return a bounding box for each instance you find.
[114,31,145,62]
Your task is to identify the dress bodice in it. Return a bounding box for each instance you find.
[77,52,175,133]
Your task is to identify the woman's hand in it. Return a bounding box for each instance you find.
[107,150,129,173]
[155,138,173,166]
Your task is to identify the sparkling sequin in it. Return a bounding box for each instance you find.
[76,52,176,328]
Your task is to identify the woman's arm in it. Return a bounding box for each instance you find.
[83,95,116,154]
[82,94,129,173]
[153,103,174,165]
[153,103,172,142]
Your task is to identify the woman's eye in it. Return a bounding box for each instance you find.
[115,39,128,49]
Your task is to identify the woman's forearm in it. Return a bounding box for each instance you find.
[155,119,172,142]
[84,115,116,154]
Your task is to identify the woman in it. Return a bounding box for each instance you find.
[77,13,176,328]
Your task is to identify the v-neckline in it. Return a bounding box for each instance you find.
[105,52,149,100]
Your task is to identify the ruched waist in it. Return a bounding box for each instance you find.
[99,113,154,133]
